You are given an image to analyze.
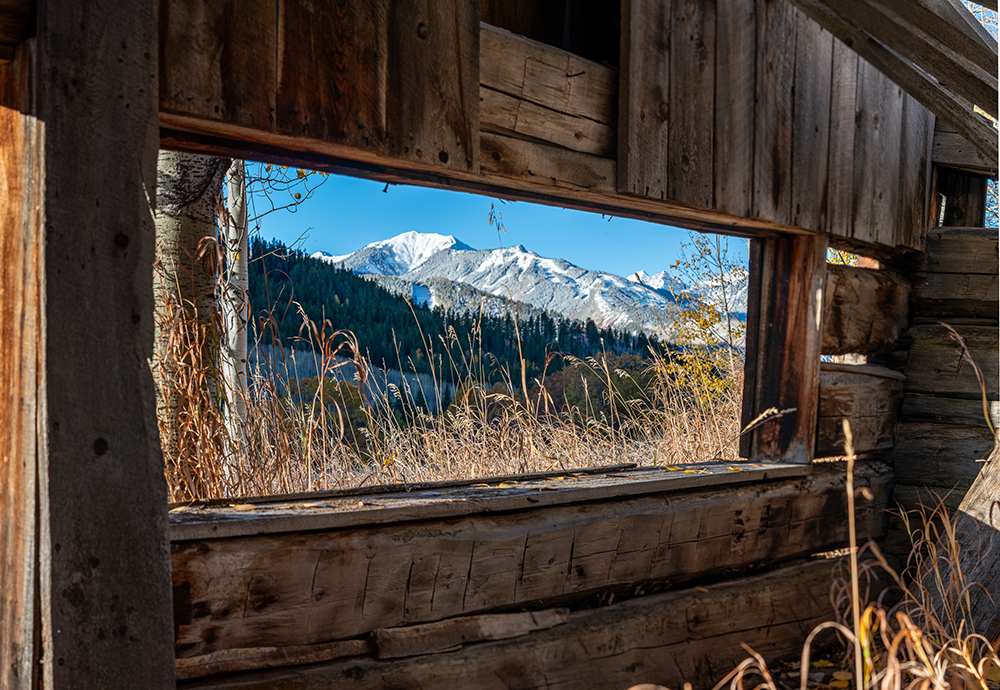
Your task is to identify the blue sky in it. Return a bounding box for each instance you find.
[252,169,748,278]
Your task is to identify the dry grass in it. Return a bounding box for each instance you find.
[157,296,746,501]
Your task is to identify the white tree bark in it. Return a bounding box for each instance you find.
[152,150,228,483]
[222,159,249,440]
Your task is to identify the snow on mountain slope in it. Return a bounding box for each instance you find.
[312,232,746,338]
[312,231,474,276]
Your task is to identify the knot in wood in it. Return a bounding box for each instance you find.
[417,23,429,39]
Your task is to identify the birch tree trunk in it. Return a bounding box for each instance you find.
[152,150,228,490]
[222,160,249,444]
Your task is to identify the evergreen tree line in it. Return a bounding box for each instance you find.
[248,238,659,387]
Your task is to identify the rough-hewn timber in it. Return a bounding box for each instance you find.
[822,264,910,356]
[177,558,887,690]
[0,0,176,687]
[816,363,904,457]
[171,462,892,658]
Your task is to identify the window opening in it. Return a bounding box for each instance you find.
[155,159,751,501]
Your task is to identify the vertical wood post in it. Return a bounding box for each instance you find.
[0,0,175,687]
[741,234,828,462]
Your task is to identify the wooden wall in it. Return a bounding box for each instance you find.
[887,227,999,550]
[158,0,936,257]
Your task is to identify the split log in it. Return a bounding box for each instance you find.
[816,363,904,457]
[177,558,889,690]
[899,394,1000,428]
[822,264,910,356]
[893,422,994,493]
[911,272,998,319]
[913,227,999,275]
[371,607,571,659]
[175,640,370,681]
[171,463,892,657]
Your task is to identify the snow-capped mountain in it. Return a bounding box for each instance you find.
[312,231,474,276]
[312,231,746,338]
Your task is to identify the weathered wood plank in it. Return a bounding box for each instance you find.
[0,38,41,690]
[901,394,1000,428]
[914,227,999,274]
[893,422,994,489]
[618,0,671,199]
[372,608,570,659]
[937,169,988,228]
[479,86,615,157]
[479,132,615,193]
[169,462,808,541]
[160,0,277,131]
[899,94,935,251]
[171,463,891,656]
[790,11,832,232]
[668,0,715,208]
[714,0,756,217]
[275,0,387,151]
[387,0,480,172]
[822,264,910,356]
[901,324,999,399]
[480,23,617,132]
[786,0,999,167]
[826,38,858,238]
[177,558,888,690]
[933,129,999,177]
[911,272,999,318]
[746,234,827,462]
[739,239,765,458]
[816,363,904,457]
[753,0,796,225]
[176,640,371,681]
[20,0,177,686]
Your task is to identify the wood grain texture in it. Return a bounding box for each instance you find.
[0,0,33,44]
[747,234,827,462]
[160,0,277,131]
[826,38,858,239]
[275,0,387,151]
[933,130,998,177]
[479,23,617,157]
[753,0,796,225]
[171,463,892,657]
[35,0,176,686]
[176,640,371,681]
[915,227,999,274]
[899,94,935,250]
[901,324,999,399]
[387,0,480,172]
[816,364,904,457]
[0,38,41,690]
[901,394,1000,428]
[822,264,910,355]
[911,272,999,318]
[894,422,994,490]
[790,11,832,232]
[177,558,889,690]
[479,132,615,193]
[618,0,670,199]
[740,238,765,458]
[668,0,715,208]
[714,0,756,217]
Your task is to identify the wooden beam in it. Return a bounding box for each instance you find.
[901,324,999,399]
[0,36,41,690]
[787,0,999,168]
[175,558,890,690]
[171,463,892,657]
[816,363,904,457]
[744,235,828,463]
[894,422,995,491]
[822,264,910,356]
[0,0,175,687]
[933,129,999,176]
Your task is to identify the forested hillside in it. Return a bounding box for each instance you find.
[248,238,656,384]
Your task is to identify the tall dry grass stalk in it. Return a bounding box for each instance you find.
[156,282,746,501]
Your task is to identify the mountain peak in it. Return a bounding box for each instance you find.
[313,231,473,276]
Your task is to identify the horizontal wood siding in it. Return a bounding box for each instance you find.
[171,462,891,657]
